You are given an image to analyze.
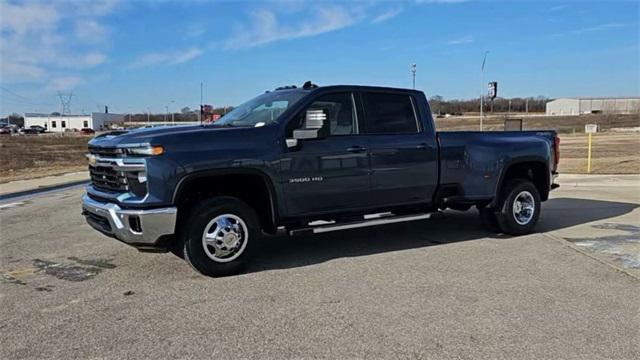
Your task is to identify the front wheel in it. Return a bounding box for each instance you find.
[181,196,260,277]
[495,179,541,236]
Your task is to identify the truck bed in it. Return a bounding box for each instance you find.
[436,130,557,202]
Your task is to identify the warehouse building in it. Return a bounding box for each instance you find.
[546,97,640,115]
[24,112,125,133]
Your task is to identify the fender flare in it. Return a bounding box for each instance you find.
[489,156,550,208]
[172,168,280,228]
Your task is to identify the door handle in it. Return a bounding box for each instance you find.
[415,143,428,150]
[346,146,367,153]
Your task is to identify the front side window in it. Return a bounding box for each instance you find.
[309,93,357,136]
[214,91,306,127]
[286,92,357,137]
[362,92,418,134]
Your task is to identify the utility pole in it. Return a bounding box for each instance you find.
[170,100,175,125]
[200,82,203,124]
[525,99,529,114]
[508,99,512,115]
[164,105,168,123]
[147,108,150,125]
[480,51,489,131]
[411,63,417,89]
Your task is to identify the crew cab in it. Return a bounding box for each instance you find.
[82,82,560,276]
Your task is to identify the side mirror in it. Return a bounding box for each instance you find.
[288,109,328,148]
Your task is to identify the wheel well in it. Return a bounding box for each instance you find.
[175,173,277,234]
[501,162,549,201]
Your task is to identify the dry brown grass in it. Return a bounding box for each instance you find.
[558,132,640,174]
[0,135,90,183]
[435,113,639,133]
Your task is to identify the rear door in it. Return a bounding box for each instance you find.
[280,92,371,216]
[359,91,438,207]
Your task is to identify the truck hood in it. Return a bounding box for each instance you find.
[88,125,254,148]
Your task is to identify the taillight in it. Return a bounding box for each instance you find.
[553,136,560,171]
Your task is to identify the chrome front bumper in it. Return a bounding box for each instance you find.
[81,194,177,245]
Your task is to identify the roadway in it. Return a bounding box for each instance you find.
[1,175,638,359]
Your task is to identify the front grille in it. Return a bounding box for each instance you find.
[88,145,123,157]
[89,165,128,192]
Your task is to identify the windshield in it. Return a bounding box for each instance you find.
[213,91,306,127]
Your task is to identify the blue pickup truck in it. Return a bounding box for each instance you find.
[82,82,560,276]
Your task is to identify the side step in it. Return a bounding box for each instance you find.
[289,213,432,236]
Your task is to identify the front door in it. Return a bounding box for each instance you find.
[280,92,371,216]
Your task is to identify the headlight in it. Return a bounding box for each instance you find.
[122,145,164,156]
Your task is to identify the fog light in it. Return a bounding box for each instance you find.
[129,215,142,233]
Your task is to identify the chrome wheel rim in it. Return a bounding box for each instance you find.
[202,214,248,263]
[512,191,535,225]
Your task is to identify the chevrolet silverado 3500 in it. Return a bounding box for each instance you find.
[82,82,559,276]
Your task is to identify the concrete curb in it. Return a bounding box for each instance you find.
[0,179,89,201]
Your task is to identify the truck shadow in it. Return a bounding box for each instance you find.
[248,197,638,274]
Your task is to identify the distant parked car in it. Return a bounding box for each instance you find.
[0,127,10,135]
[80,128,96,135]
[29,125,46,133]
[18,128,39,135]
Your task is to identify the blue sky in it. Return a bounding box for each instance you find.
[0,0,638,116]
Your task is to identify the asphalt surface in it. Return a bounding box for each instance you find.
[1,175,639,359]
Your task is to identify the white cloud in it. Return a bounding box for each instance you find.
[553,23,629,37]
[448,35,474,45]
[549,5,568,12]
[75,20,108,42]
[224,5,360,50]
[0,0,115,87]
[46,76,84,91]
[185,23,207,38]
[0,62,46,82]
[129,48,203,68]
[0,2,59,36]
[372,8,403,23]
[416,0,468,3]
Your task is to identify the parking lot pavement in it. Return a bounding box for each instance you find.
[1,175,639,359]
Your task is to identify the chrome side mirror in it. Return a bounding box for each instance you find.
[288,109,328,147]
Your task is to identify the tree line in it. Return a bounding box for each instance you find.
[428,96,549,115]
[125,106,234,123]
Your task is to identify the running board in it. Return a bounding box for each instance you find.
[289,213,432,236]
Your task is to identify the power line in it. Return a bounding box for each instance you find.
[0,86,55,107]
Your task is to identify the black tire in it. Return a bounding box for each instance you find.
[495,179,541,236]
[478,206,500,233]
[181,196,260,277]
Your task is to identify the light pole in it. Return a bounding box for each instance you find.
[480,51,489,131]
[164,105,168,124]
[411,63,417,89]
[146,108,150,125]
[170,100,175,125]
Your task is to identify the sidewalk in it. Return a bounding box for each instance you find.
[0,171,89,197]
[557,174,640,187]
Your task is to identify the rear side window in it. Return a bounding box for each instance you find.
[362,92,418,134]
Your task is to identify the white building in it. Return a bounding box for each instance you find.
[24,112,125,132]
[546,97,640,115]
